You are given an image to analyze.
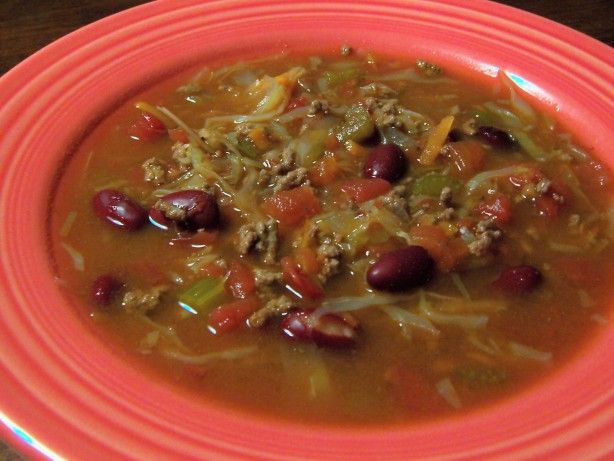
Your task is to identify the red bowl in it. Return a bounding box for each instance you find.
[0,1,612,459]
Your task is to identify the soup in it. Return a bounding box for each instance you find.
[50,48,613,425]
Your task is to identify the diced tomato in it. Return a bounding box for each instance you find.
[340,178,391,203]
[548,180,572,204]
[410,224,469,272]
[325,133,341,151]
[308,157,341,187]
[535,195,560,219]
[508,167,544,188]
[285,96,308,112]
[295,247,321,276]
[281,256,324,300]
[476,194,513,225]
[128,112,166,141]
[208,297,260,334]
[226,260,257,299]
[262,186,321,228]
[446,140,486,179]
[168,128,189,143]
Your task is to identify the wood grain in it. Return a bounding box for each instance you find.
[0,0,611,458]
[0,0,612,75]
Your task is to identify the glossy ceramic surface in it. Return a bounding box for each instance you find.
[0,1,612,459]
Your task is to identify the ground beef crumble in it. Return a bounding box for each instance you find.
[253,268,283,288]
[316,242,343,283]
[272,167,310,192]
[380,185,410,219]
[466,219,502,256]
[364,97,404,128]
[308,99,330,116]
[238,218,279,264]
[122,286,167,314]
[248,295,296,328]
[142,158,169,186]
[171,142,193,170]
[154,199,187,221]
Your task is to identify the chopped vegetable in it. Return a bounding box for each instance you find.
[208,298,260,334]
[420,115,454,164]
[178,277,226,314]
[336,104,375,143]
[341,178,391,203]
[412,173,461,197]
[262,186,321,227]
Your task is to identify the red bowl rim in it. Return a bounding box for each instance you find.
[0,1,612,459]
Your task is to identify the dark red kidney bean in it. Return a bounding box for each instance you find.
[93,189,148,231]
[367,246,434,291]
[281,311,358,348]
[493,265,542,294]
[311,314,358,348]
[447,128,464,142]
[91,275,122,305]
[148,207,171,230]
[281,310,314,341]
[156,190,219,230]
[475,126,517,149]
[363,144,408,182]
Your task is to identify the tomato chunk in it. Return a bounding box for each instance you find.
[208,297,260,334]
[128,112,166,141]
[341,178,391,203]
[281,256,324,300]
[409,224,468,272]
[446,140,486,179]
[226,260,257,299]
[168,128,189,143]
[262,186,321,227]
[308,157,341,187]
[476,194,513,225]
[295,247,321,276]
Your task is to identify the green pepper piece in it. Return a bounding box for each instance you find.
[323,67,361,86]
[178,277,226,314]
[236,135,260,159]
[336,104,375,143]
[297,129,328,167]
[412,173,461,197]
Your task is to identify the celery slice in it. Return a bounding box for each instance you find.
[178,277,226,314]
[412,173,461,197]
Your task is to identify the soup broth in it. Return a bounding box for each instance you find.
[50,49,613,425]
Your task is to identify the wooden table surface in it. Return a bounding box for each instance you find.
[0,0,612,459]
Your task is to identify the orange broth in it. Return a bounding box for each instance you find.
[50,50,614,425]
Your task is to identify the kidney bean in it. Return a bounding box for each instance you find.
[367,246,434,291]
[447,128,464,142]
[156,190,219,230]
[363,144,408,182]
[91,275,122,305]
[281,310,314,341]
[493,265,542,294]
[148,207,171,230]
[281,311,358,348]
[93,189,148,231]
[311,314,358,348]
[475,126,517,149]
